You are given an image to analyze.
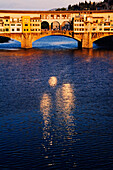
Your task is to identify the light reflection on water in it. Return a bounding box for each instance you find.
[0,38,113,169]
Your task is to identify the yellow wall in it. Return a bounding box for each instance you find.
[22,16,30,33]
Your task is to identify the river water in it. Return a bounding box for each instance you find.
[0,36,113,169]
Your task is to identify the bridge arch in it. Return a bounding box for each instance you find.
[93,34,113,47]
[51,21,60,30]
[32,34,82,49]
[0,34,21,42]
[61,21,71,30]
[41,21,49,30]
[92,34,113,43]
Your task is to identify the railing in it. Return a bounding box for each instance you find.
[40,30,74,36]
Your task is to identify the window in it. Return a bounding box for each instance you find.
[17,24,21,26]
[12,28,14,31]
[6,20,8,22]
[6,28,9,31]
[11,24,15,26]
[17,28,20,31]
[104,28,110,31]
[25,24,28,26]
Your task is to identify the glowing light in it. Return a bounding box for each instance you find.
[48,76,57,87]
[56,83,76,138]
[56,83,75,114]
[40,93,51,119]
[40,93,52,142]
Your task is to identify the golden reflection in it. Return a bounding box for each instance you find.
[40,93,51,121]
[56,83,75,114]
[40,93,53,147]
[56,83,76,139]
[48,76,57,87]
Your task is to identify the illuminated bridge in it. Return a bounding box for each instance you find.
[0,10,113,48]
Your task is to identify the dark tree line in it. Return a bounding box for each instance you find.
[55,0,113,11]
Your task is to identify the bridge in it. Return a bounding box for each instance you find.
[0,10,113,48]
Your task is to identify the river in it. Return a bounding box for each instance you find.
[0,36,113,169]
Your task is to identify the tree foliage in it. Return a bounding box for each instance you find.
[55,0,112,11]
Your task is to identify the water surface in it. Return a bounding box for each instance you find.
[0,37,113,169]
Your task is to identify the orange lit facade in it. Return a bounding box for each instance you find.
[74,13,113,32]
[0,10,113,48]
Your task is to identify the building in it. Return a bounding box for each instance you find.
[30,17,41,33]
[74,12,113,33]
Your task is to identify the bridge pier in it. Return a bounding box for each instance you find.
[82,33,93,49]
[21,33,32,48]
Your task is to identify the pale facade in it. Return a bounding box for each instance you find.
[74,12,113,33]
[10,17,22,33]
[0,10,113,33]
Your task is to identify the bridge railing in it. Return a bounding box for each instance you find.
[41,29,73,35]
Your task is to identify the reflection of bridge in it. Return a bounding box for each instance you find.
[0,10,113,48]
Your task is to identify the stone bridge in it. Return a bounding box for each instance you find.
[0,31,113,48]
[0,10,113,48]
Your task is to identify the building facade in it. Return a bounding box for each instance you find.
[74,12,113,33]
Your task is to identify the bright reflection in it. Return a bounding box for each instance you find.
[56,83,76,139]
[56,83,75,114]
[40,93,51,126]
[48,76,57,87]
[40,93,52,147]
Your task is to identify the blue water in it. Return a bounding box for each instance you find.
[0,36,113,169]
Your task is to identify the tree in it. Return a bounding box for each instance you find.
[68,5,71,10]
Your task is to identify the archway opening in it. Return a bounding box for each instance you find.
[33,35,79,49]
[0,36,21,49]
[0,36,11,43]
[93,35,113,49]
[51,21,60,30]
[41,21,49,30]
[61,21,71,30]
